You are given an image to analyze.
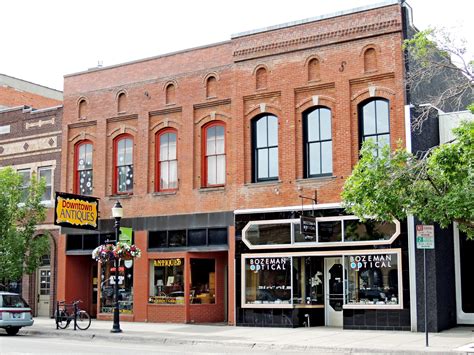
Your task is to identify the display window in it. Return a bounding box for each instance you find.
[243,256,292,307]
[345,252,401,308]
[100,260,134,313]
[242,249,402,310]
[190,259,216,304]
[292,256,324,305]
[149,258,184,304]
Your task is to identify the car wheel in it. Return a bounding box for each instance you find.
[6,327,20,336]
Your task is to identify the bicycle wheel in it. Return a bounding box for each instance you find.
[55,310,70,329]
[76,310,91,330]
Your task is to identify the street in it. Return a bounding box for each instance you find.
[0,334,342,355]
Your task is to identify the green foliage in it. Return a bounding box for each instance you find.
[0,167,49,283]
[342,121,474,239]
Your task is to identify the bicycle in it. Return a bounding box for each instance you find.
[55,300,91,330]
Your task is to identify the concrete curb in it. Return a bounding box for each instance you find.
[21,327,468,355]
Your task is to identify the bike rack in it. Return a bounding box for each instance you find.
[55,301,78,330]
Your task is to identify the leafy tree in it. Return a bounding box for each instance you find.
[0,167,50,285]
[404,28,473,129]
[342,120,474,239]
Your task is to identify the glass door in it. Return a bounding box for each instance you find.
[324,257,343,327]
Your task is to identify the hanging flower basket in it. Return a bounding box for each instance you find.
[92,242,141,263]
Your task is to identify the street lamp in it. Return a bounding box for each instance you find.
[111,201,123,333]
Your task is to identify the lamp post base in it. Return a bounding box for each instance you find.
[110,328,122,333]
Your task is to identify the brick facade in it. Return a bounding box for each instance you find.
[0,105,63,317]
[59,2,408,325]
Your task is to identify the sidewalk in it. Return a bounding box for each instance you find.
[22,317,474,354]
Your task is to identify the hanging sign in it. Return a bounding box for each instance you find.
[119,227,133,244]
[54,192,99,230]
[416,225,435,249]
[300,216,316,237]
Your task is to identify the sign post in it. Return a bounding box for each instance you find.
[416,225,434,347]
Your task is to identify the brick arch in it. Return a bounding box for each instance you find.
[296,95,336,112]
[360,44,381,73]
[304,55,322,82]
[77,97,89,119]
[164,82,177,105]
[195,112,231,126]
[244,103,280,118]
[254,66,268,90]
[202,72,220,85]
[150,119,181,135]
[351,86,395,102]
[107,125,138,138]
[116,90,128,113]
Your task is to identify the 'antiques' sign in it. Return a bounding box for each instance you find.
[154,258,182,267]
[54,192,99,230]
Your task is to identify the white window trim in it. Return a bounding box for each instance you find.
[242,217,400,250]
[241,248,403,310]
[13,160,56,205]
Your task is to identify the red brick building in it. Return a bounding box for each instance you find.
[0,74,62,110]
[58,1,412,327]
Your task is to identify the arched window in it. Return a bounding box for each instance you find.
[156,129,178,191]
[308,58,320,81]
[75,141,93,195]
[359,98,390,155]
[203,122,225,187]
[206,76,217,98]
[114,135,133,194]
[256,67,267,90]
[252,114,278,182]
[78,99,87,119]
[303,107,332,177]
[117,92,127,113]
[165,84,176,104]
[364,48,377,73]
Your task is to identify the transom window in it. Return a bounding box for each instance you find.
[114,135,133,194]
[157,129,178,191]
[75,141,93,195]
[252,114,278,182]
[203,123,225,187]
[303,107,332,177]
[359,98,390,155]
[242,217,400,249]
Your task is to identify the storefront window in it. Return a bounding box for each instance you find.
[318,220,342,242]
[244,222,292,246]
[190,259,215,304]
[100,260,134,313]
[244,256,292,306]
[292,256,324,305]
[343,220,394,242]
[149,258,184,304]
[345,253,399,306]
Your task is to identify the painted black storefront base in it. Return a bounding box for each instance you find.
[238,308,324,328]
[344,309,411,331]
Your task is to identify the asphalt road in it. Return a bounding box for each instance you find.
[0,333,343,355]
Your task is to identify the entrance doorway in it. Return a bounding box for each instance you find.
[37,265,51,317]
[454,227,474,324]
[324,257,343,327]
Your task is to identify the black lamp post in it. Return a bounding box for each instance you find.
[111,201,123,333]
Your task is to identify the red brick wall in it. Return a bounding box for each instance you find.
[0,86,61,109]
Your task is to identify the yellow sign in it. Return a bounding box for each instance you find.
[55,192,99,230]
[154,258,182,267]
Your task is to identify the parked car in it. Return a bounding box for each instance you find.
[0,292,34,335]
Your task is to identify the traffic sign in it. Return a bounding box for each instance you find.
[416,225,435,249]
